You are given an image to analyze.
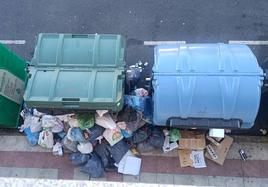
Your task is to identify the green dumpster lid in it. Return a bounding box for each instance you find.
[24,33,125,111]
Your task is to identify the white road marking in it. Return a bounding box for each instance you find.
[0,40,26,45]
[144,41,186,46]
[229,40,268,45]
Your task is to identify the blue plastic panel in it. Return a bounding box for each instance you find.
[153,44,264,129]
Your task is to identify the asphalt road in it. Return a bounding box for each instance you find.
[0,0,268,133]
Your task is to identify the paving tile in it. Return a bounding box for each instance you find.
[206,159,243,177]
[242,160,262,178]
[208,176,227,187]
[244,177,262,187]
[139,172,157,183]
[226,177,244,187]
[157,156,177,173]
[174,174,209,186]
[260,178,268,187]
[73,168,89,180]
[156,173,174,184]
[260,160,268,178]
[123,175,140,182]
[106,171,123,182]
[0,167,58,179]
[141,155,158,173]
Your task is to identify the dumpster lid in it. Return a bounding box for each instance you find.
[153,43,263,75]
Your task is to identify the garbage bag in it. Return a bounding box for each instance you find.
[67,127,86,142]
[62,135,78,152]
[81,153,104,178]
[95,113,117,129]
[77,142,93,154]
[147,128,164,148]
[169,128,181,142]
[20,115,42,133]
[96,110,108,117]
[95,143,112,169]
[77,113,95,130]
[24,127,39,146]
[131,128,149,144]
[84,125,105,143]
[41,115,63,129]
[38,130,54,149]
[107,140,130,164]
[69,152,90,166]
[134,88,148,97]
[53,142,63,156]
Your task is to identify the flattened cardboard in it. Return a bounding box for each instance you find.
[178,149,193,167]
[179,131,206,150]
[205,135,233,165]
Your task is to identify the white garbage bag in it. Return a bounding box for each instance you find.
[38,130,54,149]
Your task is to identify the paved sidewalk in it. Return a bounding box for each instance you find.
[0,135,268,186]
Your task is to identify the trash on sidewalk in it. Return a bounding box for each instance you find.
[62,135,78,152]
[239,149,248,162]
[69,152,90,166]
[179,131,206,150]
[103,127,123,146]
[38,130,54,149]
[209,129,225,138]
[206,144,218,160]
[134,88,148,97]
[169,128,181,142]
[107,140,130,164]
[81,153,105,178]
[117,117,146,138]
[95,142,114,169]
[53,142,63,156]
[95,113,117,129]
[84,125,105,143]
[205,135,233,165]
[77,113,95,130]
[67,127,86,142]
[24,127,39,146]
[178,149,206,168]
[206,135,220,146]
[117,150,142,176]
[77,142,93,154]
[96,110,108,117]
[41,115,63,129]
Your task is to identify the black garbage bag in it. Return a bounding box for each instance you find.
[69,152,90,166]
[107,140,129,164]
[81,153,104,178]
[147,127,164,148]
[95,142,116,170]
[86,125,105,143]
[131,127,149,144]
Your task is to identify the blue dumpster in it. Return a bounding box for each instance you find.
[152,44,264,129]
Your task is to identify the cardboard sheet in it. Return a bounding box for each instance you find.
[205,135,233,165]
[179,131,206,150]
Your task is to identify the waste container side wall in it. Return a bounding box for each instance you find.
[0,44,27,128]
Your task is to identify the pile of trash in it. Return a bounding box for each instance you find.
[19,88,158,178]
[19,87,235,178]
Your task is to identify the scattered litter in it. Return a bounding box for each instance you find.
[53,142,63,156]
[84,125,105,143]
[178,149,206,168]
[38,130,54,149]
[239,149,248,161]
[134,88,148,97]
[206,135,220,146]
[179,131,206,150]
[209,129,225,138]
[205,135,233,165]
[169,128,181,142]
[260,129,267,135]
[117,117,146,138]
[96,110,108,117]
[77,113,95,130]
[62,135,78,152]
[81,153,105,178]
[67,127,86,142]
[24,127,39,146]
[206,144,218,160]
[77,142,93,154]
[95,143,114,169]
[147,127,165,149]
[116,149,142,176]
[130,127,149,144]
[41,115,63,129]
[107,140,129,164]
[95,113,117,129]
[103,127,123,146]
[69,152,90,166]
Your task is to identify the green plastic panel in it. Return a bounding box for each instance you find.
[24,33,125,111]
[0,44,27,128]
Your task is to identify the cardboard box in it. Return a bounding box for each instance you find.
[178,149,206,168]
[179,131,206,150]
[205,135,233,165]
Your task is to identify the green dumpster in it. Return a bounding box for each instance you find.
[0,44,27,128]
[24,33,125,111]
